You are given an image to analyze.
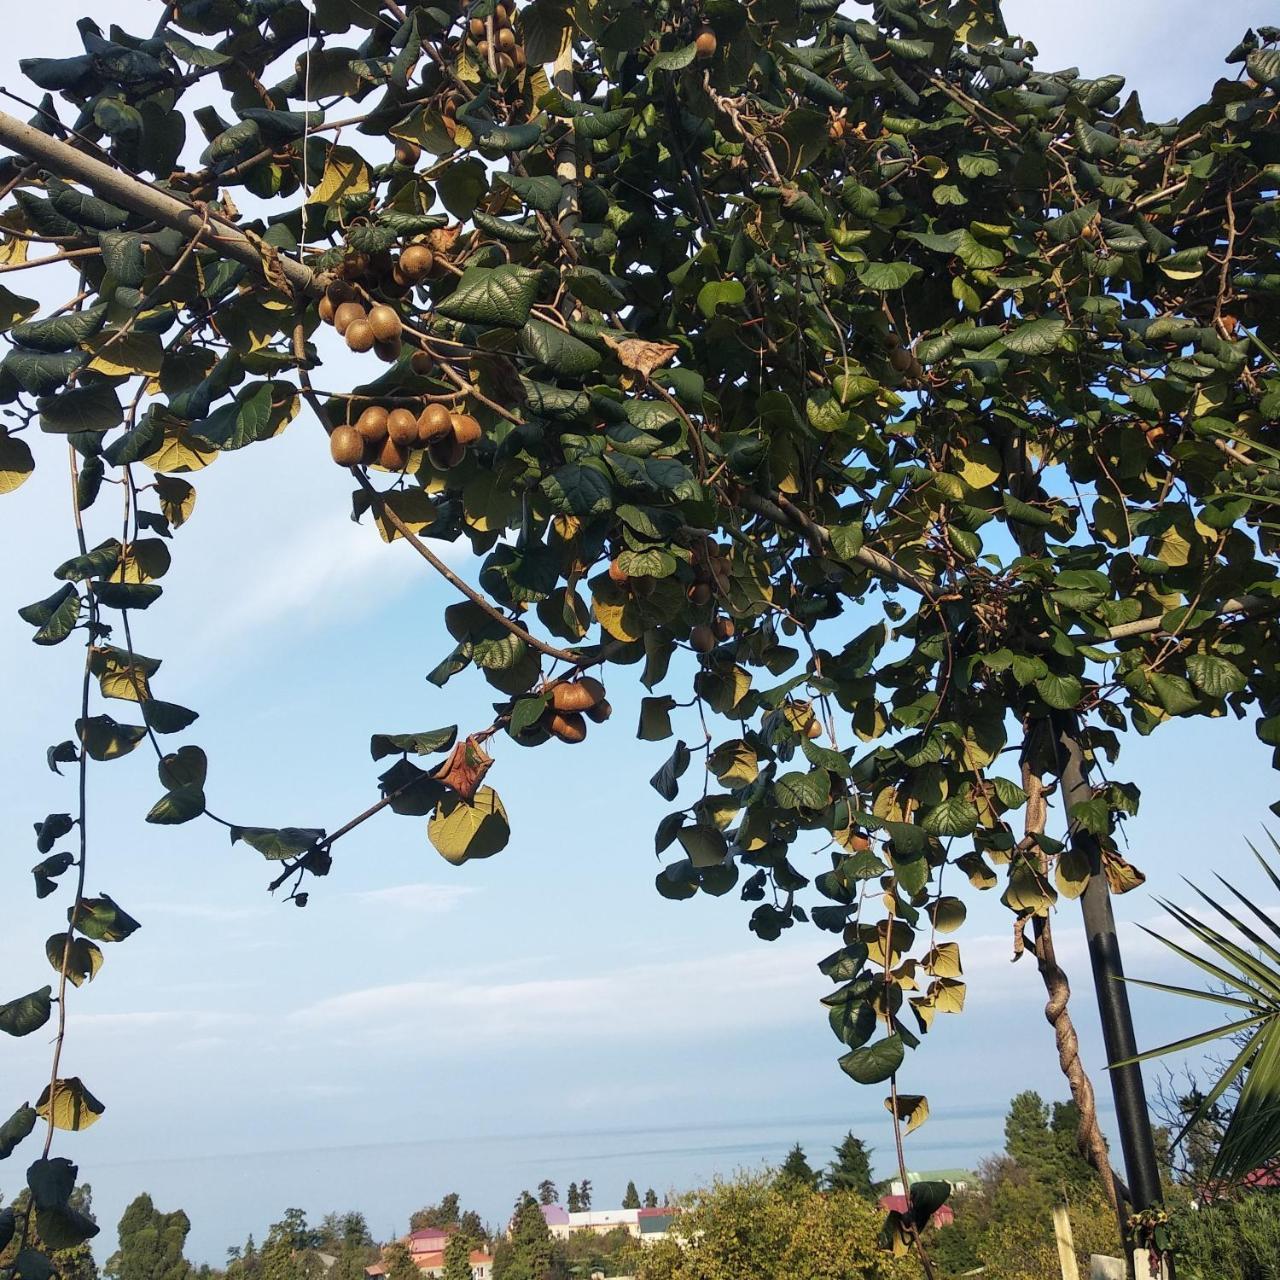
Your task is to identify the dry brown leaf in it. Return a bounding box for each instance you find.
[601,334,679,378]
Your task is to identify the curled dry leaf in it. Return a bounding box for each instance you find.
[431,734,494,802]
[601,334,679,378]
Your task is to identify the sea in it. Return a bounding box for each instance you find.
[79,1102,1087,1264]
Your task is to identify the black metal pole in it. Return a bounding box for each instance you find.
[1058,723,1172,1278]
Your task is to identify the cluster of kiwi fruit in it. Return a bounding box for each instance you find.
[541,677,610,744]
[886,331,925,384]
[687,540,736,653]
[465,1,526,74]
[329,401,484,471]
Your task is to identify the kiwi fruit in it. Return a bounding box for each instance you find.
[450,413,483,446]
[374,336,402,363]
[329,426,364,467]
[551,679,604,713]
[608,559,630,586]
[376,437,411,471]
[410,350,435,377]
[690,624,717,654]
[345,319,376,353]
[387,408,419,446]
[318,294,336,324]
[418,403,454,443]
[805,716,823,740]
[468,16,485,38]
[547,710,587,744]
[694,26,717,59]
[429,435,467,470]
[497,26,516,52]
[333,302,366,336]
[326,280,356,306]
[399,244,434,282]
[340,251,371,281]
[585,699,612,725]
[687,581,711,605]
[890,346,913,373]
[394,140,421,166]
[368,305,402,343]
[355,406,389,443]
[713,616,735,641]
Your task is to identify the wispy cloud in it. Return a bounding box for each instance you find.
[352,882,477,914]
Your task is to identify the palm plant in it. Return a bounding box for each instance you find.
[1125,835,1280,1185]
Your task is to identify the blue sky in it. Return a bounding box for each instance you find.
[1,0,1277,1262]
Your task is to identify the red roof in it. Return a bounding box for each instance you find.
[877,1195,955,1227]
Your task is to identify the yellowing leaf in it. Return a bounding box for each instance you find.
[308,145,373,205]
[428,787,510,864]
[885,1092,930,1134]
[0,429,35,495]
[36,1078,104,1131]
[144,426,218,473]
[84,331,164,377]
[922,941,962,977]
[955,442,1001,488]
[592,579,643,642]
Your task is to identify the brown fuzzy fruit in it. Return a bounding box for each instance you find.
[329,426,364,467]
[333,302,366,335]
[345,319,376,353]
[476,38,489,58]
[376,437,411,471]
[429,435,467,470]
[410,350,434,377]
[585,699,612,725]
[394,140,421,166]
[806,716,823,740]
[417,403,454,444]
[497,26,516,52]
[318,294,336,324]
[713,616,735,641]
[355,406,389,443]
[340,251,371,281]
[687,581,711,605]
[468,16,485,38]
[694,26,717,59]
[690,624,717,654]
[546,710,587,744]
[889,346,913,373]
[450,413,483,446]
[608,558,630,586]
[326,280,356,306]
[374,336,402,363]
[387,409,419,446]
[399,244,434,282]
[368,304,402,343]
[551,678,604,713]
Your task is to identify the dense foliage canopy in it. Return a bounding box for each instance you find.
[2,0,1279,1274]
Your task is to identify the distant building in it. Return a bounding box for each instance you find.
[535,1205,678,1244]
[402,1248,493,1280]
[386,1229,492,1280]
[407,1228,452,1257]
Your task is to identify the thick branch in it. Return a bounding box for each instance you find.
[0,109,322,296]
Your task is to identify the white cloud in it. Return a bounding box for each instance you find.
[352,882,477,913]
[286,938,827,1046]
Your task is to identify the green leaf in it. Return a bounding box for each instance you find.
[2,349,87,396]
[436,265,541,327]
[73,896,140,943]
[45,936,103,988]
[1002,314,1066,355]
[540,462,613,517]
[0,987,52,1037]
[26,1157,75,1209]
[146,785,206,825]
[498,173,562,212]
[518,319,602,376]
[839,1034,905,1084]
[854,261,923,290]
[677,823,728,868]
[638,696,676,742]
[1035,672,1083,711]
[39,384,124,435]
[231,826,325,860]
[13,304,109,353]
[697,280,746,318]
[370,727,458,759]
[0,430,35,495]
[775,769,832,810]
[76,715,146,760]
[650,741,691,801]
[159,745,207,791]
[1185,653,1247,699]
[0,1104,38,1160]
[921,796,979,837]
[648,42,698,75]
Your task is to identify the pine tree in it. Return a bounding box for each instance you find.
[383,1243,419,1280]
[825,1132,875,1197]
[775,1144,819,1192]
[442,1234,473,1280]
[578,1181,591,1211]
[492,1195,553,1280]
[565,1184,580,1214]
[536,1181,557,1208]
[106,1193,192,1280]
[410,1195,461,1233]
[622,1183,640,1210]
[643,1190,658,1210]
